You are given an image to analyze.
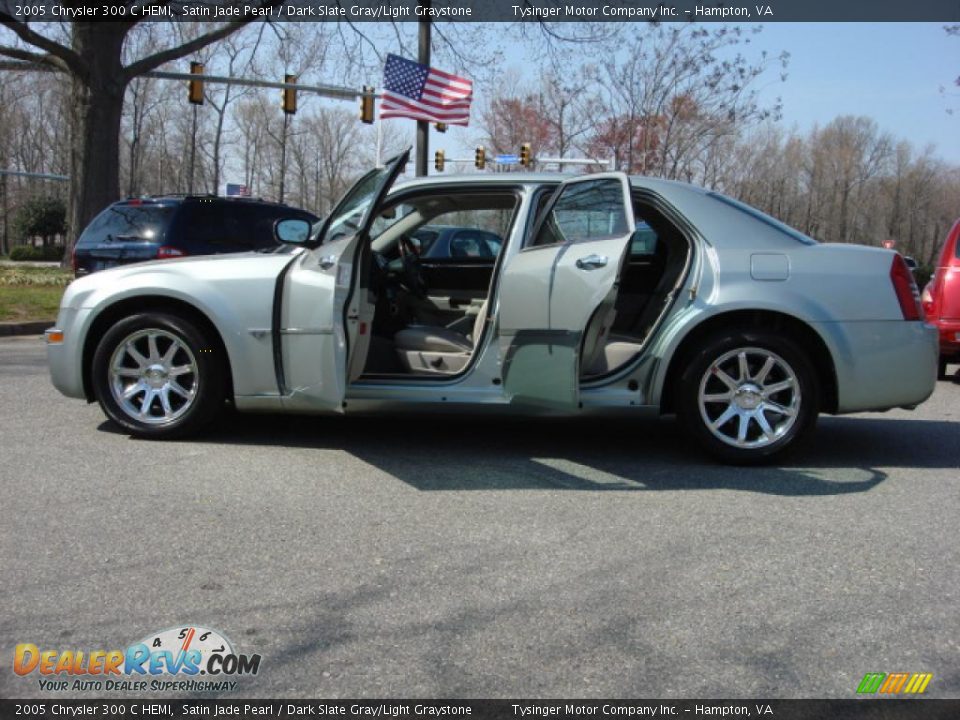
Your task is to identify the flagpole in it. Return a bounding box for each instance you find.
[415,4,431,177]
[376,98,384,169]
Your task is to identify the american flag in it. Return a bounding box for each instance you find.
[225,183,250,197]
[380,53,472,126]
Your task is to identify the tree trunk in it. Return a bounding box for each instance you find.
[65,24,128,265]
[0,171,8,257]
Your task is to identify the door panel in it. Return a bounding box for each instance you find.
[498,244,577,407]
[278,150,410,410]
[498,174,635,409]
[419,258,496,293]
[280,236,360,410]
[418,259,496,325]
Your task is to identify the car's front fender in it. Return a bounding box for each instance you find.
[55,255,292,399]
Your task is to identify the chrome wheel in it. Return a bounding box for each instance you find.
[697,346,800,449]
[108,329,199,426]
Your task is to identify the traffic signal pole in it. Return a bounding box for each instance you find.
[416,4,431,177]
[146,70,359,102]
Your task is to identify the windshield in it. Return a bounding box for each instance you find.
[314,164,397,246]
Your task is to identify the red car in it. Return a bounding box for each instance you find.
[922,219,960,378]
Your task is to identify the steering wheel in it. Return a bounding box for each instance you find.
[396,234,427,298]
[398,233,421,259]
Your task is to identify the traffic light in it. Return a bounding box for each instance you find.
[434,150,445,172]
[282,74,297,115]
[435,122,448,133]
[188,61,204,105]
[519,143,532,167]
[360,85,375,124]
[475,146,485,170]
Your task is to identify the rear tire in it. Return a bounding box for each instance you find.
[676,330,819,465]
[92,313,225,439]
[938,358,949,381]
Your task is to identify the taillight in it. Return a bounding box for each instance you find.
[890,254,922,321]
[156,246,186,259]
[921,280,935,319]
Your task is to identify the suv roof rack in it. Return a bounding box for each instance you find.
[123,193,287,205]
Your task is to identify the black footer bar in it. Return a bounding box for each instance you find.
[2,699,959,720]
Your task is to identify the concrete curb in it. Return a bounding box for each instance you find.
[0,321,54,337]
[0,260,61,268]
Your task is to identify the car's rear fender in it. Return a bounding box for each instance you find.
[652,304,839,415]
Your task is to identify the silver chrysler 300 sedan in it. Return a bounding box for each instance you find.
[47,150,937,463]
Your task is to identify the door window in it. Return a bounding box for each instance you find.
[420,214,511,261]
[374,195,517,261]
[531,178,631,247]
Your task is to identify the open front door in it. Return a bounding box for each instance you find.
[498,173,635,410]
[278,150,410,411]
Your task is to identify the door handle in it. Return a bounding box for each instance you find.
[318,255,337,269]
[576,254,608,270]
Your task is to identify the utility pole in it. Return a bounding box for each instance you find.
[279,113,290,204]
[416,2,431,177]
[188,104,198,194]
[314,154,321,215]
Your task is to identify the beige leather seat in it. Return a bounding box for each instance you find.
[581,304,643,377]
[394,301,488,375]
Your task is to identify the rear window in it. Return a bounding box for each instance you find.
[77,205,175,247]
[708,192,817,246]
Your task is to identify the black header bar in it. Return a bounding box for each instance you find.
[1,0,959,23]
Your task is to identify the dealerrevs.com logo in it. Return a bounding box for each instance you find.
[13,625,261,693]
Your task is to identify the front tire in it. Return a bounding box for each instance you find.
[677,331,819,464]
[92,313,225,439]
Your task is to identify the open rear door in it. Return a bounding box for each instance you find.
[278,150,410,411]
[498,173,635,410]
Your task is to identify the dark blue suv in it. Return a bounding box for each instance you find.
[72,196,318,276]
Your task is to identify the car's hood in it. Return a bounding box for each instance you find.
[63,250,300,309]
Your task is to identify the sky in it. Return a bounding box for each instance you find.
[746,23,959,162]
[433,22,959,166]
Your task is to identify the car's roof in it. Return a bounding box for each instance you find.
[112,195,305,209]
[393,172,558,190]
[391,172,711,197]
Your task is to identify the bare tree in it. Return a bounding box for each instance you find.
[0,8,279,259]
[812,116,893,243]
[305,105,367,214]
[478,69,594,164]
[585,25,786,179]
[194,28,261,193]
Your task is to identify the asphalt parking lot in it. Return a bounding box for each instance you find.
[2,335,958,700]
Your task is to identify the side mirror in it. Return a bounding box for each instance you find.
[275,218,311,245]
[903,255,918,270]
